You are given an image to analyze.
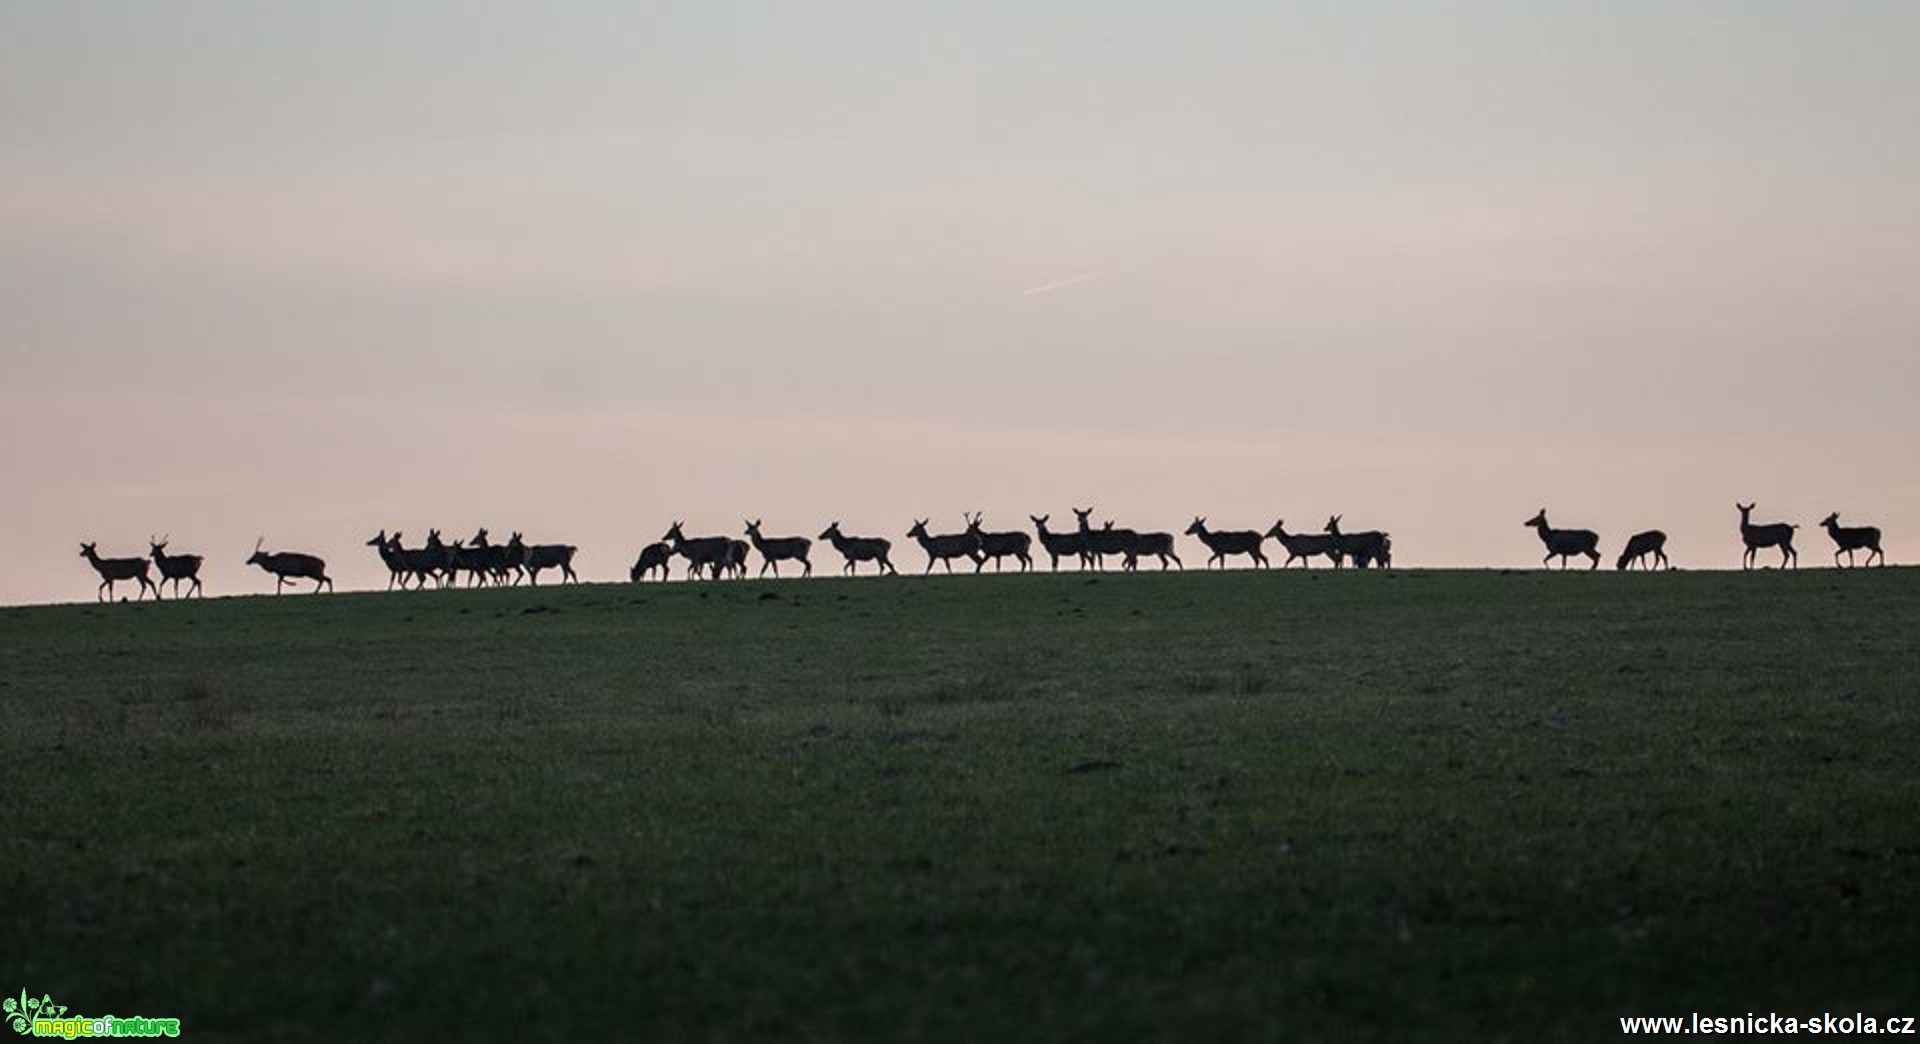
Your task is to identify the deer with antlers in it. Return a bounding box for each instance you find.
[247,538,332,594]
[963,512,1032,572]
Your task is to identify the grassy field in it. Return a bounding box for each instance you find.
[3,567,1917,1041]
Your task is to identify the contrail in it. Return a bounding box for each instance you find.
[1021,271,1099,296]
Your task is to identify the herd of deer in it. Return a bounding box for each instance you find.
[73,504,1888,600]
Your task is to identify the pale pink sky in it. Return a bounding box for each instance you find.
[4,3,1915,603]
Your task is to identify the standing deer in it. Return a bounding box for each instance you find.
[1324,516,1392,570]
[906,518,983,574]
[745,520,812,578]
[718,539,751,579]
[368,531,406,590]
[1119,522,1182,571]
[79,542,157,602]
[149,535,204,598]
[963,513,1033,572]
[1524,509,1600,570]
[818,522,896,576]
[246,538,332,594]
[1736,503,1797,570]
[1073,507,1136,571]
[1030,515,1089,571]
[663,521,732,580]
[1819,512,1884,568]
[1264,520,1341,568]
[1616,530,1670,571]
[512,531,579,585]
[1185,517,1269,569]
[629,541,673,582]
[414,529,456,588]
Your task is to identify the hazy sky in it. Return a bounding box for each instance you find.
[4,2,1916,603]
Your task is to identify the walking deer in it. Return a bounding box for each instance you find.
[1324,516,1391,570]
[745,520,812,578]
[819,522,896,576]
[1524,510,1600,570]
[79,542,157,602]
[1264,520,1341,568]
[1819,512,1884,568]
[246,538,332,594]
[629,541,673,582]
[663,521,732,580]
[1073,507,1135,571]
[964,513,1033,572]
[149,535,204,598]
[1030,515,1089,571]
[1616,530,1670,571]
[511,532,579,585]
[1186,517,1269,569]
[1118,522,1182,571]
[906,518,982,574]
[1736,503,1797,570]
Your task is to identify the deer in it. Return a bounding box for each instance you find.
[663,521,733,580]
[368,531,407,590]
[1324,516,1392,570]
[906,518,982,574]
[511,532,579,585]
[1119,522,1182,571]
[1264,520,1341,568]
[1616,530,1670,571]
[411,529,456,589]
[1072,507,1136,571]
[745,520,812,578]
[818,522,897,576]
[1524,509,1600,570]
[1185,517,1269,569]
[963,512,1032,572]
[1736,503,1797,570]
[718,539,751,579]
[1819,512,1884,568]
[629,541,673,582]
[247,538,332,594]
[1030,515,1089,571]
[149,535,204,598]
[447,529,497,587]
[79,542,157,602]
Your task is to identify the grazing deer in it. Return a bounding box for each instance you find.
[818,522,897,576]
[1819,512,1884,568]
[1185,517,1269,569]
[1119,522,1182,571]
[1523,509,1600,570]
[79,542,157,602]
[149,535,204,598]
[964,512,1033,572]
[629,541,674,582]
[745,520,813,578]
[1616,530,1670,571]
[1264,520,1341,568]
[511,531,579,585]
[906,518,983,574]
[247,538,332,594]
[1324,516,1392,570]
[1736,503,1797,570]
[1072,507,1135,571]
[663,521,732,580]
[1030,515,1090,571]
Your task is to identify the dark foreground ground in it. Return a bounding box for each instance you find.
[2,567,1916,1041]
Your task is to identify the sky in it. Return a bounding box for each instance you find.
[3,2,1916,603]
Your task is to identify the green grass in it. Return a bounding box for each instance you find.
[4,568,1917,1041]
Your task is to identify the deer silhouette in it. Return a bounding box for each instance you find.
[415,529,456,588]
[745,520,812,578]
[1524,510,1600,570]
[1186,517,1269,569]
[663,522,732,580]
[963,513,1033,572]
[79,542,157,602]
[629,541,673,582]
[1324,516,1391,570]
[1116,521,1182,571]
[1736,503,1797,570]
[1030,515,1090,571]
[1072,507,1135,571]
[1616,530,1670,571]
[149,535,204,598]
[819,522,896,576]
[907,518,982,574]
[1819,512,1883,568]
[247,538,332,594]
[1264,520,1341,569]
[512,532,579,585]
[717,539,751,579]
